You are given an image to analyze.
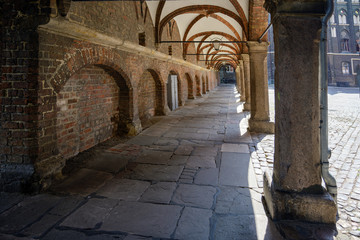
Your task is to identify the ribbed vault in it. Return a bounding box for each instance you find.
[146,0,258,70]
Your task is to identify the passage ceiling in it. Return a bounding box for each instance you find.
[146,0,249,69]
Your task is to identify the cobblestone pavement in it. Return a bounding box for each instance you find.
[250,86,360,239]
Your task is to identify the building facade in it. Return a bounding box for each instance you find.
[328,0,360,86]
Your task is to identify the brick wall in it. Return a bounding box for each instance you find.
[56,65,120,159]
[138,70,157,126]
[249,0,268,41]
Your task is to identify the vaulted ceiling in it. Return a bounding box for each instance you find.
[146,0,251,69]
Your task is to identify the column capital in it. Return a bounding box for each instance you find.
[264,0,327,17]
[241,53,249,62]
[246,41,269,53]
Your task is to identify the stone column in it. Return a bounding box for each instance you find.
[246,42,274,133]
[241,54,251,111]
[235,66,241,94]
[263,0,337,224]
[239,60,246,101]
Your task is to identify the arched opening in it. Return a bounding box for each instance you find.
[185,73,194,99]
[219,64,236,84]
[202,76,206,94]
[195,75,202,97]
[56,65,130,160]
[138,69,163,128]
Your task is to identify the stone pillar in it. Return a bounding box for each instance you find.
[246,42,274,133]
[242,54,251,111]
[263,0,337,224]
[235,67,241,94]
[239,60,246,101]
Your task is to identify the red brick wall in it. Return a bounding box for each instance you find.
[56,65,120,159]
[138,70,157,125]
[249,0,268,41]
[196,76,202,96]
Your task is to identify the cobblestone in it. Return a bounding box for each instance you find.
[249,86,360,239]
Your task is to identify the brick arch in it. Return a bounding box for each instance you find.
[139,68,165,118]
[49,46,133,94]
[184,31,242,57]
[55,64,131,160]
[185,73,194,99]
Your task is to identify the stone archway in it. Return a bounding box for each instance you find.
[56,64,130,160]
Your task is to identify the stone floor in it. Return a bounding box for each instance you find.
[0,84,348,239]
[0,85,284,240]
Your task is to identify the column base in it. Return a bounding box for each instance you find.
[248,119,274,133]
[263,171,337,224]
[127,119,142,136]
[244,102,251,111]
[240,96,246,101]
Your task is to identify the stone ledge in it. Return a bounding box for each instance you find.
[263,171,337,224]
[248,119,274,134]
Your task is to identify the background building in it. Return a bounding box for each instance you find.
[328,0,360,86]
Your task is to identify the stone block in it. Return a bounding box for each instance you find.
[130,164,183,182]
[171,184,217,209]
[263,171,337,224]
[97,178,150,201]
[174,207,212,240]
[140,182,177,204]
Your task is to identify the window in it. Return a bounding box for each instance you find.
[354,9,360,24]
[339,9,347,24]
[340,30,350,51]
[330,15,335,24]
[356,32,360,51]
[331,27,337,37]
[353,0,359,3]
[342,62,350,74]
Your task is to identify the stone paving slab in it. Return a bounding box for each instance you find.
[51,168,113,196]
[60,198,118,229]
[130,164,183,182]
[214,214,284,240]
[192,146,219,157]
[0,192,25,214]
[100,202,182,239]
[174,145,194,155]
[140,182,177,204]
[186,156,216,169]
[127,136,159,146]
[219,152,257,188]
[21,196,83,238]
[168,155,189,166]
[221,143,250,153]
[0,194,60,233]
[174,207,212,240]
[96,178,150,201]
[171,184,217,209]
[194,168,219,186]
[133,150,173,165]
[87,152,129,174]
[215,186,265,215]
